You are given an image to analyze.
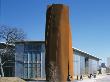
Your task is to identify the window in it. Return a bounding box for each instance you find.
[29,64,32,68]
[24,53,28,62]
[24,63,28,67]
[37,53,41,62]
[32,66,37,78]
[37,63,41,77]
[28,64,33,78]
[24,67,28,78]
[32,52,36,63]
[28,52,32,62]
[23,43,42,79]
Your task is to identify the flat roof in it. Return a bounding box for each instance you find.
[73,47,101,61]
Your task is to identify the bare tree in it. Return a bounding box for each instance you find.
[0,25,26,43]
[0,25,26,77]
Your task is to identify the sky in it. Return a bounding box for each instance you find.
[0,0,110,64]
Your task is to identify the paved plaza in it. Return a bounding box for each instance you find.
[74,75,110,82]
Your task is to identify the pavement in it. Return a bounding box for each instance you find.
[74,75,110,82]
[0,77,25,82]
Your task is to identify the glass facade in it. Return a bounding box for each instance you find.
[80,56,85,75]
[15,42,99,79]
[23,51,41,78]
[15,42,45,79]
[89,59,98,74]
[74,52,85,76]
[74,50,99,76]
[23,43,43,79]
[85,57,89,74]
[74,53,80,76]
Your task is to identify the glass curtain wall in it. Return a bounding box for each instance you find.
[74,53,80,76]
[23,44,42,79]
[85,57,89,75]
[89,59,98,74]
[80,56,85,75]
[74,52,86,76]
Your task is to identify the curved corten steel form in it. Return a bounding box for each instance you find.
[45,4,73,81]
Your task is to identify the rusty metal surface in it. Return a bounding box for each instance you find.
[45,4,73,82]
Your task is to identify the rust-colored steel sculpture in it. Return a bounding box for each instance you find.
[45,4,74,81]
